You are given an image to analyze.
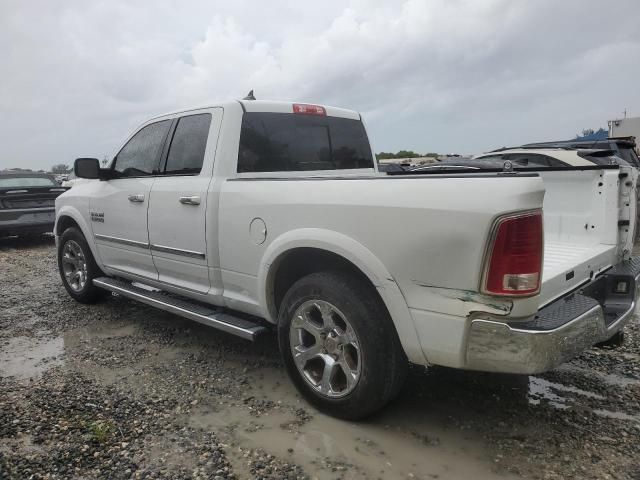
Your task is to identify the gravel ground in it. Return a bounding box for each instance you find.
[1,236,639,479]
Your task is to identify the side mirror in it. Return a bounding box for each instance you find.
[74,158,101,179]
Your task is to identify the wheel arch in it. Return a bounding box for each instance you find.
[55,207,101,266]
[258,228,427,364]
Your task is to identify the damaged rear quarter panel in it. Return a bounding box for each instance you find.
[411,281,514,317]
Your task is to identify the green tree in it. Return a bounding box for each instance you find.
[395,150,419,158]
[51,163,71,174]
[376,152,397,160]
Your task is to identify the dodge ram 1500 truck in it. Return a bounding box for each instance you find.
[55,100,640,419]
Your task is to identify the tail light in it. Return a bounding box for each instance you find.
[483,210,543,296]
[293,104,326,116]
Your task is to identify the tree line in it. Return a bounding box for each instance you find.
[376,151,439,160]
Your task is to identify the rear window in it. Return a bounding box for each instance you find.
[0,176,57,187]
[237,112,373,173]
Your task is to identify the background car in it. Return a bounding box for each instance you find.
[522,136,639,168]
[0,172,67,238]
[473,147,625,168]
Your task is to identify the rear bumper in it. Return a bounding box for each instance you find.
[465,257,640,374]
[0,208,55,235]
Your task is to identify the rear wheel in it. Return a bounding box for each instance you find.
[278,271,407,420]
[58,227,105,303]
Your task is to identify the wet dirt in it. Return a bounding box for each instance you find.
[1,237,639,479]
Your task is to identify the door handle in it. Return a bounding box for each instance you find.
[179,196,201,205]
[128,194,145,203]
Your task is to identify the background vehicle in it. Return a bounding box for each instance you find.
[522,137,639,168]
[0,172,67,238]
[473,147,625,167]
[55,100,640,419]
[61,172,87,188]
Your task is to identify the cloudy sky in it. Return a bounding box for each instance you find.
[1,0,639,171]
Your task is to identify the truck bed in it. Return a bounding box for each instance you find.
[539,167,623,306]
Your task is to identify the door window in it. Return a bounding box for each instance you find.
[113,120,171,177]
[164,114,212,175]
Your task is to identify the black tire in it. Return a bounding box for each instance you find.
[57,227,106,303]
[277,270,408,420]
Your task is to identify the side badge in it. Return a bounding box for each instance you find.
[91,212,105,223]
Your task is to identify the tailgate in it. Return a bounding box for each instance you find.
[539,166,636,306]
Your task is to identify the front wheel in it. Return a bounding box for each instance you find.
[57,227,106,303]
[278,271,407,420]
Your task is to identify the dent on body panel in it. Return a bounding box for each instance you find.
[412,281,513,316]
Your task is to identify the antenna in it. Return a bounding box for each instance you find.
[243,90,256,101]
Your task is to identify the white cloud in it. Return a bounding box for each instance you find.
[0,0,639,169]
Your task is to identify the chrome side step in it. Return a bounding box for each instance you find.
[93,277,268,341]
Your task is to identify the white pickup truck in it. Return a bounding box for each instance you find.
[55,100,640,419]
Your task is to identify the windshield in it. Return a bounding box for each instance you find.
[0,176,57,188]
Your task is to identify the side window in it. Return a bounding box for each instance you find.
[503,153,566,168]
[475,154,503,162]
[540,155,567,167]
[502,153,542,167]
[164,114,212,175]
[113,120,171,177]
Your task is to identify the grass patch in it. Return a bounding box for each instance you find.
[87,420,114,443]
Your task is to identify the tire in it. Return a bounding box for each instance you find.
[278,270,408,420]
[57,227,106,303]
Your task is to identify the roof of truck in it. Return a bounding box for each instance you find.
[149,100,361,122]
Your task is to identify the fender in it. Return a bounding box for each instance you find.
[55,205,104,270]
[258,228,427,364]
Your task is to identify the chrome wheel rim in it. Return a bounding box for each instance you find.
[61,240,87,292]
[289,300,362,398]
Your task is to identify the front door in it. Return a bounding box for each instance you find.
[91,119,172,279]
[147,110,221,293]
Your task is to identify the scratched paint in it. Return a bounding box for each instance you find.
[412,281,513,316]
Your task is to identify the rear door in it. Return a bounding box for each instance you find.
[147,109,222,293]
[91,120,171,279]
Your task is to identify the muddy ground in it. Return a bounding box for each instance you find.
[0,237,639,480]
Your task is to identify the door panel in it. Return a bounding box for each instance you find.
[90,178,156,278]
[148,175,211,292]
[148,109,222,293]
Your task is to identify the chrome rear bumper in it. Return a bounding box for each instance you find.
[466,259,640,374]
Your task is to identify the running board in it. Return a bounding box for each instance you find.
[93,277,267,341]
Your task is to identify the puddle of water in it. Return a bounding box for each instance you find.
[528,376,640,423]
[557,364,640,388]
[190,366,518,480]
[63,323,137,349]
[528,377,605,405]
[592,409,640,422]
[0,321,137,381]
[0,336,64,379]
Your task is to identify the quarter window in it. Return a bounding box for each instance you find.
[164,114,212,175]
[113,120,171,177]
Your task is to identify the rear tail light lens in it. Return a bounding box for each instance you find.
[293,103,326,116]
[483,210,543,296]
